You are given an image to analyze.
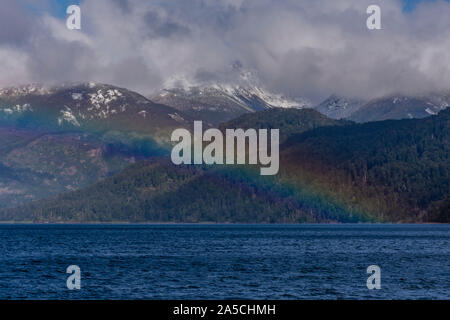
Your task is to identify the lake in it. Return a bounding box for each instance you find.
[0,224,448,299]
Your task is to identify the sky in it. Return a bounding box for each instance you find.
[402,0,447,11]
[2,0,450,103]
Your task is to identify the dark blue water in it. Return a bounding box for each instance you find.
[0,224,448,299]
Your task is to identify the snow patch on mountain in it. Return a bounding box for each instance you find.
[168,113,185,123]
[72,93,83,100]
[420,93,450,109]
[0,84,52,97]
[425,107,437,115]
[58,106,80,127]
[88,89,123,109]
[0,103,33,115]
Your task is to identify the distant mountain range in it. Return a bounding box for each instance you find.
[314,93,450,122]
[0,82,448,223]
[150,81,450,125]
[347,93,450,122]
[2,82,447,130]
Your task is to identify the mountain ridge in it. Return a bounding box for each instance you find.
[150,83,310,125]
[0,82,192,136]
[347,93,450,122]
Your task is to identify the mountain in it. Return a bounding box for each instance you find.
[313,92,450,123]
[313,94,366,120]
[0,83,193,208]
[219,108,350,142]
[0,83,190,138]
[150,84,310,126]
[280,108,450,221]
[348,93,450,123]
[2,108,448,223]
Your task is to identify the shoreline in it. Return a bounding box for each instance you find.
[0,221,446,225]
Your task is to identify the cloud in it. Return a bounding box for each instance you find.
[0,0,33,46]
[1,0,450,102]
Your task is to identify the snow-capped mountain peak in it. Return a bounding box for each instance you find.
[151,66,311,125]
[154,64,310,125]
[150,82,310,125]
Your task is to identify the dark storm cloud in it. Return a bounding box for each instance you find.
[0,0,34,46]
[111,0,132,14]
[111,57,162,89]
[2,0,450,101]
[143,11,190,38]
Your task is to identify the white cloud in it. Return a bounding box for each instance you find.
[2,0,450,102]
[0,47,30,87]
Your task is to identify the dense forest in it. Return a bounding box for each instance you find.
[428,194,450,222]
[0,108,448,223]
[0,159,357,223]
[279,109,450,222]
[219,108,350,142]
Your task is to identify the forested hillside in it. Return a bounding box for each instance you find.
[220,108,349,142]
[1,109,448,223]
[279,109,450,221]
[0,159,356,223]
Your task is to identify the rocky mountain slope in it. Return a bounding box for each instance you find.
[347,93,450,122]
[313,94,366,120]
